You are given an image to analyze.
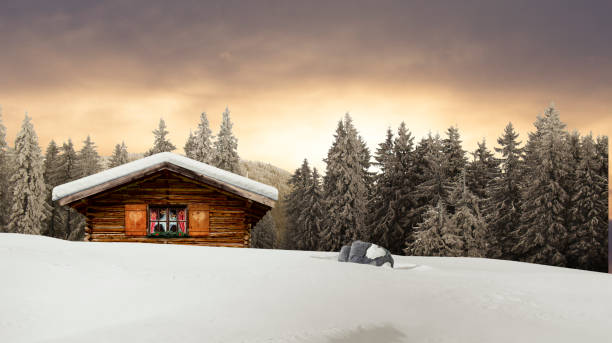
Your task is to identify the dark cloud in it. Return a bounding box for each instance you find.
[2,0,612,93]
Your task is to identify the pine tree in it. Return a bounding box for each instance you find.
[319,114,371,251]
[448,172,498,258]
[0,107,10,230]
[251,212,276,249]
[466,139,499,200]
[566,134,608,271]
[109,141,129,168]
[192,112,215,164]
[284,159,311,249]
[414,133,451,211]
[43,140,62,237]
[7,114,48,235]
[486,123,523,259]
[212,108,240,173]
[407,201,460,256]
[78,135,102,177]
[442,126,467,183]
[296,167,324,250]
[56,140,82,240]
[369,128,396,248]
[184,130,197,159]
[513,105,570,266]
[146,118,176,156]
[369,123,418,254]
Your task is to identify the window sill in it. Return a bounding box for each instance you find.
[147,233,189,238]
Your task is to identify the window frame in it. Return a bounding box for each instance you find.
[147,205,189,238]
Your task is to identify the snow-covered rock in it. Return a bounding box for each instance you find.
[338,244,351,262]
[2,233,612,343]
[345,240,394,267]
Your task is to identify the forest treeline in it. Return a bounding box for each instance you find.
[0,104,608,272]
[281,105,609,272]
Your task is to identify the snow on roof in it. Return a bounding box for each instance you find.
[52,152,278,202]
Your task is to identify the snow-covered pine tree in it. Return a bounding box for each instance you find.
[251,212,276,249]
[369,123,418,254]
[319,114,370,251]
[184,130,197,159]
[442,126,467,183]
[566,134,608,271]
[192,112,215,164]
[42,140,63,237]
[486,122,523,260]
[513,105,570,266]
[406,201,459,256]
[306,168,325,250]
[0,107,10,231]
[448,171,498,258]
[56,140,82,240]
[414,133,452,212]
[466,139,499,200]
[78,135,102,177]
[109,141,129,168]
[283,159,311,250]
[369,128,396,248]
[146,118,176,156]
[295,165,324,251]
[7,114,48,235]
[212,108,240,173]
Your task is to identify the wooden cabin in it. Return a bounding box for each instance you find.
[52,152,278,247]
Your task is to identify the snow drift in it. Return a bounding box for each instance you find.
[1,233,611,343]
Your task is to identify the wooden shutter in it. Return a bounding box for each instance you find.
[125,204,147,236]
[188,203,210,237]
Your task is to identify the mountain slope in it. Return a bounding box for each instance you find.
[1,233,611,343]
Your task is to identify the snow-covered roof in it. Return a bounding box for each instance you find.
[52,152,278,204]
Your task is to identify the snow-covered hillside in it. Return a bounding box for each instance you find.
[1,233,611,343]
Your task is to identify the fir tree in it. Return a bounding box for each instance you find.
[369,123,418,254]
[486,123,523,259]
[407,201,460,256]
[448,172,498,258]
[442,126,467,183]
[0,107,10,230]
[566,134,608,271]
[513,105,570,266]
[212,107,240,173]
[414,133,451,211]
[43,140,62,237]
[146,118,176,156]
[109,141,129,168]
[369,128,396,248]
[284,159,311,249]
[466,139,499,200]
[296,167,324,251]
[251,212,276,249]
[192,112,215,164]
[56,140,82,240]
[78,135,102,177]
[8,114,48,235]
[184,130,197,159]
[319,114,370,251]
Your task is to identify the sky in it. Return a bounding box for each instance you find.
[1,1,610,197]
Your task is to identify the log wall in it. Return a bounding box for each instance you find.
[78,170,271,247]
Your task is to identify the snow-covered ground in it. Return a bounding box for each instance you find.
[1,233,611,343]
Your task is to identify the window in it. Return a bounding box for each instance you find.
[148,206,188,237]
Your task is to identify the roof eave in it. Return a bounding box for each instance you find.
[55,162,276,208]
